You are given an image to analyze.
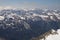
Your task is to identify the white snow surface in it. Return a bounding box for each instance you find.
[0,16,5,20]
[46,29,60,40]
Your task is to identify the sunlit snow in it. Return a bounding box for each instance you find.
[46,29,60,40]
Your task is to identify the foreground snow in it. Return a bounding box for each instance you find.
[45,29,60,40]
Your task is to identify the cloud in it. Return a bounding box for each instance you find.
[0,6,3,10]
[0,6,17,10]
[4,6,13,9]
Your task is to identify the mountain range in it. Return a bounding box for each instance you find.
[0,9,60,40]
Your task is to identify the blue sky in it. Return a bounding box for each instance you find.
[0,0,60,9]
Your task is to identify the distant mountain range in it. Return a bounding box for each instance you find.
[0,9,60,40]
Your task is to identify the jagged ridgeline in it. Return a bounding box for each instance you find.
[0,9,60,40]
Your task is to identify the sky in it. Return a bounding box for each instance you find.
[0,0,60,9]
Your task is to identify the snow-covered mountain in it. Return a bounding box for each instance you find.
[0,9,60,40]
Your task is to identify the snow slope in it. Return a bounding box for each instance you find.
[46,29,60,40]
